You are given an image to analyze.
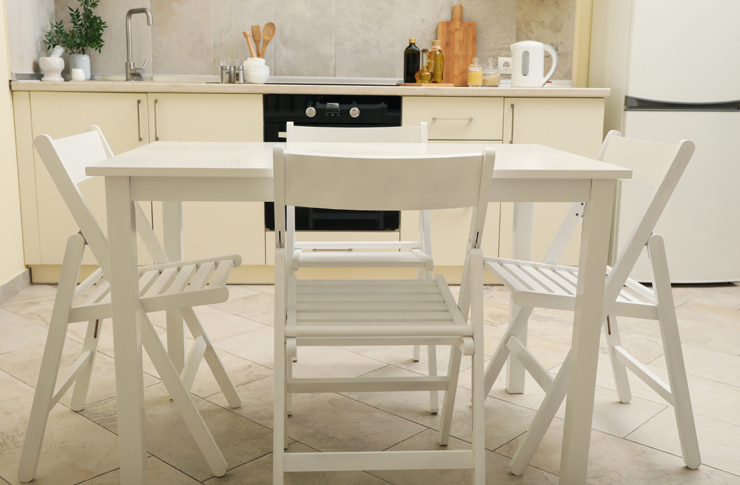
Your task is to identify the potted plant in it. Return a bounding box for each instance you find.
[43,0,107,80]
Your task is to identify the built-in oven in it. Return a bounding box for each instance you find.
[263,93,402,231]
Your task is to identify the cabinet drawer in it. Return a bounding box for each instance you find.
[403,97,504,140]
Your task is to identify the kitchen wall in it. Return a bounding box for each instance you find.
[7,0,575,80]
[0,0,29,295]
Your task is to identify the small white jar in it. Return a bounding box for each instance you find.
[245,65,270,84]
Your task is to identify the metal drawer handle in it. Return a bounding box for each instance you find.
[432,117,474,122]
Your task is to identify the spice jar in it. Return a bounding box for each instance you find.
[468,57,482,87]
[482,58,501,87]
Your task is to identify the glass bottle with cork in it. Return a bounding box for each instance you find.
[403,38,421,83]
[415,49,432,83]
[430,40,444,83]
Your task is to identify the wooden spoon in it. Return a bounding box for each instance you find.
[260,22,275,57]
[251,25,261,56]
[243,30,258,58]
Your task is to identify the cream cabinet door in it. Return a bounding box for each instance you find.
[147,93,266,265]
[500,97,605,265]
[403,96,504,140]
[27,91,150,267]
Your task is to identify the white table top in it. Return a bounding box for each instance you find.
[87,142,632,181]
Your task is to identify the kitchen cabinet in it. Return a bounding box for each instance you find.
[14,91,264,282]
[13,91,151,282]
[499,97,605,266]
[145,94,265,272]
[402,96,503,273]
[402,95,604,270]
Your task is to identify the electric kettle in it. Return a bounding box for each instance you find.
[510,41,558,87]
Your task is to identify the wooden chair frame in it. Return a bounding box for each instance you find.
[272,144,495,484]
[18,126,241,482]
[482,130,700,474]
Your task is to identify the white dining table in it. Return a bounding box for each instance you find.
[86,141,631,484]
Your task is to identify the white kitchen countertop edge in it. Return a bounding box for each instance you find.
[10,80,610,98]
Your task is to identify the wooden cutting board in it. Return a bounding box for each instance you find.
[437,5,477,87]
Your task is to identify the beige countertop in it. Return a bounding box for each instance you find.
[10,79,609,98]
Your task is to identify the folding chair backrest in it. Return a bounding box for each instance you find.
[273,145,495,248]
[602,131,695,307]
[286,122,428,143]
[33,127,113,274]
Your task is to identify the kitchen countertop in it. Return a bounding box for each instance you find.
[10,78,609,98]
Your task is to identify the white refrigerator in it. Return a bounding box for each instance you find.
[591,0,740,283]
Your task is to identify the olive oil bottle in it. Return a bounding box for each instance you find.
[430,40,444,83]
[403,38,421,83]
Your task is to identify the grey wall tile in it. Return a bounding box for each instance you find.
[151,0,213,75]
[212,0,275,72]
[274,0,336,77]
[335,0,395,78]
[10,0,576,81]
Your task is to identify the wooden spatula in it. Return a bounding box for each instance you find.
[251,25,261,57]
[243,30,257,58]
[260,22,275,57]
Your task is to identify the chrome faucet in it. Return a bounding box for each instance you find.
[125,8,153,81]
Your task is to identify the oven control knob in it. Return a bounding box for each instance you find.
[349,106,361,118]
[305,106,317,118]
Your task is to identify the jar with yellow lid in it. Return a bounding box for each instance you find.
[468,57,482,87]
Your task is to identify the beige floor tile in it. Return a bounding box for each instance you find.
[0,371,33,403]
[672,283,740,310]
[628,408,740,477]
[497,417,738,484]
[79,382,273,482]
[0,340,159,408]
[207,375,276,431]
[0,309,48,356]
[211,290,275,326]
[0,285,57,327]
[285,392,426,453]
[371,429,558,484]
[0,394,119,485]
[207,442,388,484]
[673,302,740,355]
[78,456,201,484]
[214,326,277,369]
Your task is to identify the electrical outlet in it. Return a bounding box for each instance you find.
[498,57,512,74]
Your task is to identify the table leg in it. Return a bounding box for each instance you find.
[162,201,185,372]
[506,202,533,394]
[106,176,147,484]
[559,179,616,484]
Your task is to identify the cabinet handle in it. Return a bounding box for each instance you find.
[154,98,160,141]
[432,117,474,122]
[509,103,515,144]
[136,99,143,142]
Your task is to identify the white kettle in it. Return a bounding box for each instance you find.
[510,41,558,87]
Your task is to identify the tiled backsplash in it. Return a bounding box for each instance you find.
[8,0,574,80]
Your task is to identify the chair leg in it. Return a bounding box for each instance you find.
[510,354,570,476]
[180,307,241,408]
[18,233,86,483]
[506,303,528,394]
[427,345,439,414]
[438,342,463,446]
[139,313,228,477]
[605,315,632,404]
[648,235,701,469]
[483,306,534,396]
[69,319,102,411]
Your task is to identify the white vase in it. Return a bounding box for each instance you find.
[68,54,91,80]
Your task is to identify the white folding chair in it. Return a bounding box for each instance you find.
[272,144,495,484]
[18,126,241,482]
[286,122,440,410]
[483,130,700,474]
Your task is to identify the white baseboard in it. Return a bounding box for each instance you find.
[0,269,31,305]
